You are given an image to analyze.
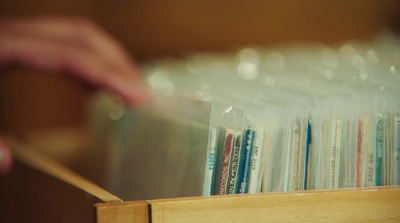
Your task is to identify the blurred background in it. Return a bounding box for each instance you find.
[0,0,400,186]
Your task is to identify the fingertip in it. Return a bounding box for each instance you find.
[0,139,13,176]
[123,83,150,107]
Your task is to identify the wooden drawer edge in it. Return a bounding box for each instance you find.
[147,186,400,223]
[96,201,150,223]
[4,137,122,203]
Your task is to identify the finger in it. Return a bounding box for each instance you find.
[0,138,12,175]
[0,17,133,66]
[0,30,148,106]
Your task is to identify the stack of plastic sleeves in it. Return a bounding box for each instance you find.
[104,33,400,200]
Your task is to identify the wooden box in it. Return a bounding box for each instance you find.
[1,139,399,223]
[0,1,400,222]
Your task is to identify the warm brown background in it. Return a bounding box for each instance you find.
[1,0,400,133]
[0,0,399,181]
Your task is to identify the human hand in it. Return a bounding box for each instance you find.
[0,17,149,174]
[0,16,148,105]
[0,139,12,175]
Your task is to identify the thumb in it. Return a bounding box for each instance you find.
[0,138,12,175]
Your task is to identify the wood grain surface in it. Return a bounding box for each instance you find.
[96,201,149,223]
[149,186,400,223]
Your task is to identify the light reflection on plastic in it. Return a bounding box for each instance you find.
[109,104,124,120]
[238,48,260,64]
[263,75,276,87]
[366,50,379,64]
[390,65,396,74]
[393,49,400,62]
[147,69,170,90]
[353,55,366,69]
[162,82,175,96]
[212,62,232,76]
[238,62,259,80]
[266,52,285,71]
[321,47,338,68]
[359,68,368,81]
[339,44,357,63]
[224,106,233,114]
[186,62,201,76]
[324,68,335,80]
[237,48,260,80]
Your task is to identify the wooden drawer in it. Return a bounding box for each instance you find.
[1,139,399,223]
